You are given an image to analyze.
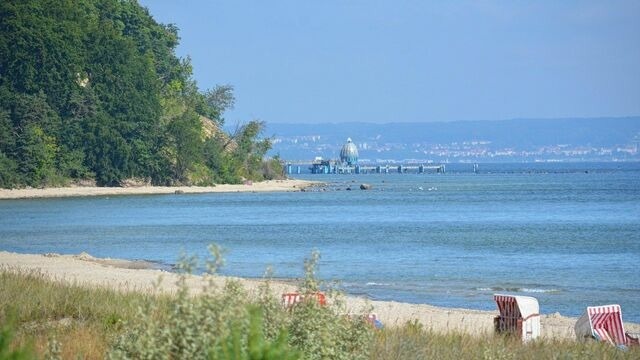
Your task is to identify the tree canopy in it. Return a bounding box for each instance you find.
[0,0,281,188]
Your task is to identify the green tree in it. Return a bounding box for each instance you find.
[11,92,63,186]
[167,111,204,183]
[0,152,19,188]
[0,109,14,155]
[18,124,59,186]
[204,84,235,125]
[231,121,273,181]
[82,112,132,186]
[204,135,240,184]
[0,0,278,188]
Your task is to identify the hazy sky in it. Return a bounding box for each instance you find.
[138,1,640,124]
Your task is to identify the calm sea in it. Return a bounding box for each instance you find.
[1,162,639,322]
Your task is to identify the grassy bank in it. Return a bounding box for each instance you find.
[1,261,638,359]
[0,269,167,358]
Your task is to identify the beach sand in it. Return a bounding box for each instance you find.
[2,251,636,340]
[0,179,318,200]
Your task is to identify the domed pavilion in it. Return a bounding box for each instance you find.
[339,138,359,166]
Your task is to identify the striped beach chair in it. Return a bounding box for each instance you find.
[281,292,327,309]
[574,305,639,347]
[493,294,541,342]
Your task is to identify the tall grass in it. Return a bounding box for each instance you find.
[0,268,164,359]
[1,250,639,359]
[371,321,638,359]
[0,269,156,327]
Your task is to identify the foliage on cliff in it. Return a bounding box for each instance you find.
[0,0,281,188]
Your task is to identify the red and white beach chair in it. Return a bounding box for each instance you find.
[281,292,327,309]
[493,294,541,342]
[574,304,639,347]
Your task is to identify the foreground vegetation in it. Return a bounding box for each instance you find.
[1,252,638,359]
[0,0,282,188]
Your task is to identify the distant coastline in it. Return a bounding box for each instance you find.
[0,179,319,200]
[267,117,640,163]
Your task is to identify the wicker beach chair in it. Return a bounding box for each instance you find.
[281,292,327,309]
[493,294,541,342]
[574,304,639,347]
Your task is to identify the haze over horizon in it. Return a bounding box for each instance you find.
[139,1,640,125]
[254,115,640,126]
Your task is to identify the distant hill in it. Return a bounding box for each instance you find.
[265,117,640,162]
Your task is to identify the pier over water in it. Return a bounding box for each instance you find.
[284,137,446,175]
[286,161,445,175]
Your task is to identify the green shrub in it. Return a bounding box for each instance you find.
[211,307,300,360]
[0,320,33,360]
[108,247,373,360]
[284,251,373,360]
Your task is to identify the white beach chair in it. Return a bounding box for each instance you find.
[574,304,639,347]
[493,294,541,342]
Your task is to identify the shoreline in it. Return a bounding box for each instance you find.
[3,251,636,340]
[0,179,319,200]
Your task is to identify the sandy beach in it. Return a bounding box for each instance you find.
[2,251,636,340]
[0,179,318,200]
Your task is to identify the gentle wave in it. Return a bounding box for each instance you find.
[476,287,562,294]
[366,282,392,287]
[521,288,562,294]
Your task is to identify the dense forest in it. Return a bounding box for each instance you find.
[0,0,282,188]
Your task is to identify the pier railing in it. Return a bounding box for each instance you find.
[285,162,446,175]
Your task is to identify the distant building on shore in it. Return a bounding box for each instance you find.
[339,138,359,166]
[286,137,445,175]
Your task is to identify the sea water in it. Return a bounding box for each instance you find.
[1,163,639,321]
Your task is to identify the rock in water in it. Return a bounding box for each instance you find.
[360,183,372,190]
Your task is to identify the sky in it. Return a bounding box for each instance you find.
[138,0,640,124]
